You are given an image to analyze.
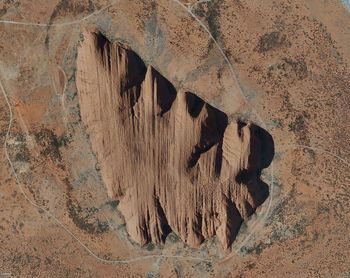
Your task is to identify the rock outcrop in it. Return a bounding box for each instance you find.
[76,31,274,249]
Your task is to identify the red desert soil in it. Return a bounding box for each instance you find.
[0,0,349,277]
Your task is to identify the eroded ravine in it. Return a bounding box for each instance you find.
[76,30,274,249]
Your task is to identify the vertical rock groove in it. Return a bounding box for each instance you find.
[76,31,274,249]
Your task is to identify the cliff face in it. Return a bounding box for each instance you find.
[76,31,274,249]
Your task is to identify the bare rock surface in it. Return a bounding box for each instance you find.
[76,31,273,249]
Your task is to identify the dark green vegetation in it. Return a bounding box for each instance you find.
[105,200,119,210]
[35,128,70,168]
[193,0,224,55]
[256,31,290,53]
[13,133,31,162]
[64,178,109,235]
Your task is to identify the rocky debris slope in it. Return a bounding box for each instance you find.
[76,31,274,249]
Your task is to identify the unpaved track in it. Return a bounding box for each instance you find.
[0,1,117,27]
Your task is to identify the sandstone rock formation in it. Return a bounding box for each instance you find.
[76,31,274,249]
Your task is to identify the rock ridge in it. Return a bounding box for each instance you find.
[76,31,274,249]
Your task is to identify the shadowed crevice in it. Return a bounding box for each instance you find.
[186,92,228,171]
[151,68,177,117]
[186,91,205,117]
[154,197,172,242]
